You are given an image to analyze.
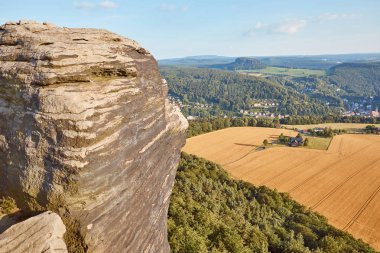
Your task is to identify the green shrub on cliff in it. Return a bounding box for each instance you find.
[168,153,376,253]
[0,197,17,215]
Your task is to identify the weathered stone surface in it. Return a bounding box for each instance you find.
[0,20,187,252]
[0,211,67,253]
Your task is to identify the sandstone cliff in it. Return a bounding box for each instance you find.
[0,20,187,252]
[0,211,67,253]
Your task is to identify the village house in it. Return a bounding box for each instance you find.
[289,136,304,147]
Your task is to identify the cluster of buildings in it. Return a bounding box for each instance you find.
[168,96,212,110]
[342,98,380,117]
[342,106,379,117]
[252,101,279,108]
[168,96,184,108]
[239,110,289,119]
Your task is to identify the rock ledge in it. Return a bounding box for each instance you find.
[0,211,67,253]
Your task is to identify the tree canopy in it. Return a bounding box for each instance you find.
[168,153,376,253]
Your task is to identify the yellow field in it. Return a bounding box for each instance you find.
[284,123,380,132]
[183,127,380,250]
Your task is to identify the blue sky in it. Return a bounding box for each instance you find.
[1,0,379,59]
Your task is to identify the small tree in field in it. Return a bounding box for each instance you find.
[263,139,269,146]
[278,133,284,143]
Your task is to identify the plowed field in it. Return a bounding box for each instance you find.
[183,127,380,250]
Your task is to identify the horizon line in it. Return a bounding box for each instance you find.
[157,52,380,61]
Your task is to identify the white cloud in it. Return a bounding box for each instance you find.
[160,3,177,12]
[99,0,117,9]
[245,19,306,37]
[159,3,189,12]
[181,5,189,12]
[255,22,265,29]
[74,1,118,10]
[245,12,358,37]
[274,19,307,35]
[315,13,359,23]
[74,1,96,9]
[243,22,266,37]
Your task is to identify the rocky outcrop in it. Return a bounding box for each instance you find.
[0,211,67,253]
[0,20,187,252]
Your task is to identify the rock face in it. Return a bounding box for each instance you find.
[0,211,67,253]
[0,20,187,252]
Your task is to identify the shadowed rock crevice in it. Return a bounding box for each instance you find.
[0,20,187,252]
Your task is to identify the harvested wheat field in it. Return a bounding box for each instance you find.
[183,127,380,250]
[284,123,380,132]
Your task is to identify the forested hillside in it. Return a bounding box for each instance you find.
[168,153,376,253]
[327,62,380,98]
[161,67,335,116]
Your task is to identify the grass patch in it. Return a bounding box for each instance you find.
[273,134,332,151]
[239,66,326,77]
[303,136,332,150]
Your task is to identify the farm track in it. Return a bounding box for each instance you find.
[343,183,380,231]
[288,141,380,193]
[311,158,380,209]
[236,152,293,179]
[183,127,380,251]
[260,155,322,185]
[222,145,260,166]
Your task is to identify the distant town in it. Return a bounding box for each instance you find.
[169,95,379,120]
[342,98,379,117]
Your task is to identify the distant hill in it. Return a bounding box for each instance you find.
[158,53,380,70]
[158,55,236,67]
[209,57,266,70]
[327,62,380,97]
[258,54,380,70]
[258,56,336,70]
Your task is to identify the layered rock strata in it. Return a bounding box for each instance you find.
[0,20,187,252]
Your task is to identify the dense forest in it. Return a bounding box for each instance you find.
[161,66,335,116]
[327,62,380,98]
[276,62,380,108]
[168,153,376,253]
[274,76,345,108]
